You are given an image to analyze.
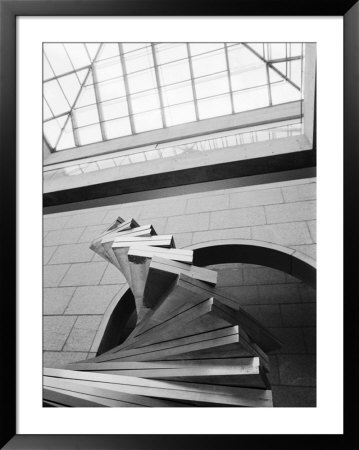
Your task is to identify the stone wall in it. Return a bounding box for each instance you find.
[43,176,316,405]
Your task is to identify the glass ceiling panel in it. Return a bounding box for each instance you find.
[43,42,305,152]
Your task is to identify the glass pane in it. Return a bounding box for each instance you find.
[43,116,67,148]
[228,45,261,72]
[191,49,227,78]
[78,123,102,145]
[289,43,303,57]
[230,65,267,92]
[159,60,190,85]
[197,94,231,120]
[43,55,55,80]
[98,78,126,101]
[44,80,70,115]
[74,105,99,127]
[64,44,91,68]
[58,73,81,106]
[127,68,157,94]
[76,84,97,108]
[131,90,160,114]
[104,117,132,139]
[43,100,53,120]
[165,103,196,126]
[129,153,146,163]
[94,58,123,83]
[233,85,269,112]
[195,72,229,99]
[101,98,129,120]
[155,44,188,65]
[133,110,163,133]
[246,43,264,57]
[124,47,153,74]
[270,80,301,104]
[85,43,101,60]
[97,159,116,170]
[57,118,75,150]
[122,43,149,53]
[287,59,302,88]
[189,43,224,56]
[44,44,73,76]
[98,43,119,61]
[161,81,193,106]
[77,69,89,85]
[268,43,287,60]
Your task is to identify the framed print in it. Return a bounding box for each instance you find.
[1,1,357,448]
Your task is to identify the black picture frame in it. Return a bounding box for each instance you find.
[0,1,357,448]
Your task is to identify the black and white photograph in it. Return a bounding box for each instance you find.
[42,41,317,408]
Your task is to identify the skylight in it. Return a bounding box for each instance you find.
[43,43,305,152]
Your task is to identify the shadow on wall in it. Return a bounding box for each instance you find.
[96,289,137,355]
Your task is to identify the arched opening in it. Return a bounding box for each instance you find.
[95,239,316,407]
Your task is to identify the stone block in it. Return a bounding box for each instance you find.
[78,224,110,243]
[272,385,316,407]
[65,285,120,315]
[267,355,280,385]
[216,285,259,305]
[173,232,193,248]
[166,213,209,233]
[49,243,94,264]
[252,222,312,246]
[44,215,70,231]
[215,267,243,287]
[186,194,229,214]
[243,266,286,285]
[192,227,251,244]
[268,327,307,354]
[230,188,283,208]
[278,354,316,386]
[43,316,76,351]
[100,263,127,285]
[241,304,282,327]
[258,284,300,304]
[298,284,316,303]
[303,327,316,354]
[291,244,316,260]
[60,262,107,286]
[43,351,89,368]
[44,227,85,247]
[210,207,266,229]
[265,201,316,224]
[43,246,57,265]
[43,264,70,288]
[43,287,75,315]
[282,183,316,203]
[141,198,187,219]
[307,220,316,243]
[146,217,167,235]
[103,206,142,224]
[280,303,316,327]
[63,315,102,352]
[64,210,108,228]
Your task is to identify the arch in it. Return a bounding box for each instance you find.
[94,238,316,355]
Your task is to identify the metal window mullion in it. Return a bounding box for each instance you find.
[52,44,103,150]
[92,65,107,141]
[119,43,136,135]
[62,44,82,85]
[151,44,167,128]
[224,44,235,114]
[265,63,273,106]
[186,43,200,121]
[70,111,81,147]
[243,43,300,92]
